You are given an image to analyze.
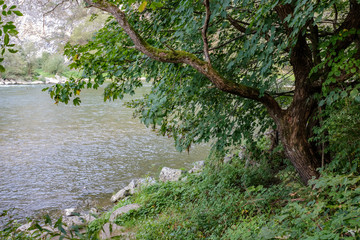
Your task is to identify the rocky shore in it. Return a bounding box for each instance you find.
[16,161,205,239]
[0,75,67,85]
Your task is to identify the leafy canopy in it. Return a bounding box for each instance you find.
[47,0,360,154]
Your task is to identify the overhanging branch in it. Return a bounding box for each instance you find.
[83,0,284,118]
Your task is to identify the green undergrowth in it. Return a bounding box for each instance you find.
[1,152,359,239]
[87,152,360,240]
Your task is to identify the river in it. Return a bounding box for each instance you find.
[0,84,209,218]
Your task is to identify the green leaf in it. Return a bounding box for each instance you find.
[350,89,359,98]
[8,49,17,53]
[150,2,163,10]
[138,1,147,12]
[12,10,22,16]
[0,64,5,72]
[4,33,9,45]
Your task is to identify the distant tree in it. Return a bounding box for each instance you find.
[49,0,360,184]
[42,53,67,75]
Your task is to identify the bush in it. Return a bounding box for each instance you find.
[313,97,360,174]
[42,54,68,75]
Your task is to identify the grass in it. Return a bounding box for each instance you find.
[1,150,360,239]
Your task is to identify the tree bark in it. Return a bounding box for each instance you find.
[276,113,320,184]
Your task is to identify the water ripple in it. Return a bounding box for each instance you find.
[0,85,209,218]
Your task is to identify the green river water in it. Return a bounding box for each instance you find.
[0,84,209,218]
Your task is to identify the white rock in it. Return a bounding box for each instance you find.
[109,204,141,222]
[111,189,130,203]
[17,222,33,232]
[99,223,125,240]
[62,216,85,227]
[45,77,59,84]
[90,208,98,214]
[159,167,183,182]
[188,161,205,174]
[64,208,77,216]
[111,177,156,202]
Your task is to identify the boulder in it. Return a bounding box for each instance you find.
[159,167,183,182]
[62,213,96,227]
[45,77,59,84]
[109,204,141,222]
[64,208,77,216]
[111,177,156,202]
[111,189,130,203]
[17,222,33,232]
[188,161,205,174]
[98,204,140,239]
[62,216,85,227]
[99,223,126,240]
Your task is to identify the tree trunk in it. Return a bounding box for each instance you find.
[275,109,321,184]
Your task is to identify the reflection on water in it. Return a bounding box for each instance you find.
[0,84,209,218]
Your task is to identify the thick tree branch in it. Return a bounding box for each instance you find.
[83,0,283,118]
[275,4,314,95]
[308,21,321,65]
[202,0,211,63]
[334,0,360,51]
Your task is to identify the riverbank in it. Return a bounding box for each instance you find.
[2,152,360,239]
[0,75,67,85]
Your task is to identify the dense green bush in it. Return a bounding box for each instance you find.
[42,54,68,75]
[313,97,360,175]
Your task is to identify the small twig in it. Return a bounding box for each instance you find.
[272,90,295,97]
[202,0,211,63]
[194,35,244,54]
[164,44,176,53]
[290,198,305,202]
[333,3,338,30]
[319,107,325,168]
[43,0,69,16]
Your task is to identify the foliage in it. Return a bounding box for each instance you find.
[43,0,360,183]
[1,143,359,239]
[42,53,68,75]
[312,97,360,174]
[0,0,22,72]
[110,158,360,239]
